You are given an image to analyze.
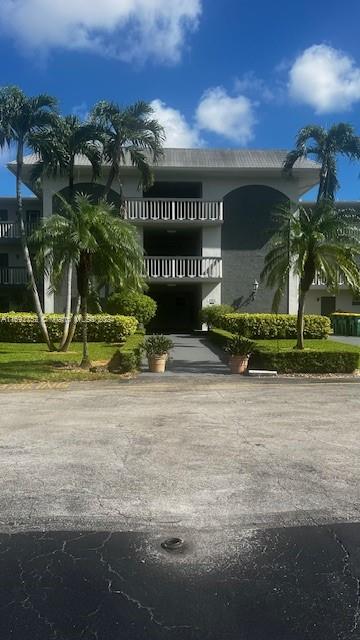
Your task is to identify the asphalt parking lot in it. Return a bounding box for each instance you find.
[0,377,359,639]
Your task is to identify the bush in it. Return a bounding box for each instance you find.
[106,292,157,326]
[225,336,256,356]
[200,304,234,328]
[251,349,359,374]
[0,313,138,343]
[108,333,145,373]
[216,313,331,339]
[144,335,174,357]
[208,329,359,373]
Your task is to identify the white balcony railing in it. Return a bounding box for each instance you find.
[312,272,346,286]
[0,222,38,239]
[0,267,28,285]
[144,257,222,281]
[125,199,223,223]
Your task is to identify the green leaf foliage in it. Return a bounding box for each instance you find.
[200,304,234,328]
[215,313,331,339]
[144,334,174,357]
[106,291,157,326]
[0,313,138,343]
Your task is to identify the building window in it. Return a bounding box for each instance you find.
[0,210,8,221]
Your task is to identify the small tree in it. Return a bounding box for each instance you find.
[30,114,102,349]
[91,100,165,203]
[261,202,360,349]
[284,123,360,203]
[33,194,144,367]
[0,85,57,349]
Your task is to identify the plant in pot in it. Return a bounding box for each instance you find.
[144,335,174,373]
[225,335,255,374]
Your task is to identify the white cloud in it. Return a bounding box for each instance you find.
[235,72,275,103]
[196,87,256,144]
[289,44,360,113]
[0,146,15,167]
[150,99,202,147]
[0,0,201,64]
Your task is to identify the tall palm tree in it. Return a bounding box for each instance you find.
[261,202,360,349]
[284,123,360,202]
[0,86,57,349]
[32,194,144,368]
[30,114,102,349]
[91,100,165,203]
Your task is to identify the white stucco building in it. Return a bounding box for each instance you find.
[1,148,357,328]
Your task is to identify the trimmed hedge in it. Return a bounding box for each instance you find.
[208,329,360,373]
[106,292,157,326]
[0,313,138,343]
[250,350,359,374]
[200,304,234,328]
[108,332,145,373]
[216,313,331,339]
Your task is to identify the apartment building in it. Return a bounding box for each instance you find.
[2,147,355,328]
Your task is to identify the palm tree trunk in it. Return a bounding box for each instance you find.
[296,289,306,350]
[103,166,116,201]
[60,295,80,352]
[58,170,75,349]
[80,294,91,368]
[16,141,54,351]
[58,261,73,349]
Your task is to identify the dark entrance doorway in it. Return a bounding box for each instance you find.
[148,285,201,332]
[321,296,336,316]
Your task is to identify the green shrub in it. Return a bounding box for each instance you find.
[251,349,359,374]
[106,292,157,326]
[217,313,331,339]
[144,334,174,357]
[0,313,138,343]
[225,335,256,356]
[200,304,234,328]
[108,333,145,373]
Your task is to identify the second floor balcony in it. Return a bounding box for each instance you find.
[0,222,39,240]
[0,267,28,285]
[125,199,223,224]
[144,257,222,282]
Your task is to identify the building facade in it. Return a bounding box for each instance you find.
[2,148,357,328]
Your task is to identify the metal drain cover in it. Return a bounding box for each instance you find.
[161,537,184,551]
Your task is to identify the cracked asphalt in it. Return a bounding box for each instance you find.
[0,377,360,639]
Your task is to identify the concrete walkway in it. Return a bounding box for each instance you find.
[329,335,360,347]
[142,333,229,375]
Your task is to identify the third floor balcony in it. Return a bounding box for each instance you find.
[125,199,223,224]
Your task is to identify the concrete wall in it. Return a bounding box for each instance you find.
[306,289,360,315]
[40,168,310,316]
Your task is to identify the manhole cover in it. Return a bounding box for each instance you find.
[161,537,184,551]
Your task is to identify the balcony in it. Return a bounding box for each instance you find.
[0,222,38,240]
[0,267,28,285]
[125,199,223,224]
[144,257,222,282]
[312,272,346,287]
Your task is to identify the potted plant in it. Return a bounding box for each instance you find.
[225,335,255,374]
[144,335,174,373]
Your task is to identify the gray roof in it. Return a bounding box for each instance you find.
[10,148,320,171]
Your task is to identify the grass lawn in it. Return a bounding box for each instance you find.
[254,339,360,353]
[0,342,124,384]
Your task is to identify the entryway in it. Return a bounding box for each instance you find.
[142,334,229,375]
[148,285,202,332]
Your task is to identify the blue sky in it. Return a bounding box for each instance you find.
[1,0,360,200]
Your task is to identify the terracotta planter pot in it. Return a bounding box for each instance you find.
[148,354,168,373]
[229,354,249,374]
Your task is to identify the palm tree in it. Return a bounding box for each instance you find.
[284,124,360,202]
[261,202,360,349]
[0,86,57,349]
[91,100,165,203]
[30,114,102,349]
[32,194,144,368]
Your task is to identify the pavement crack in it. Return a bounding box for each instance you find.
[328,527,360,636]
